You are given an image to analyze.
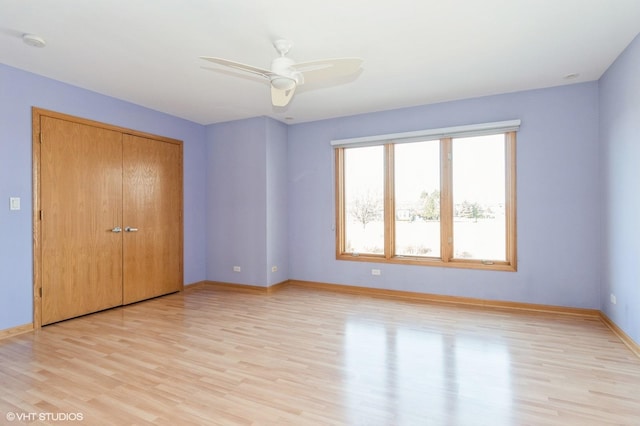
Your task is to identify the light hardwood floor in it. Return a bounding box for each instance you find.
[1,284,639,425]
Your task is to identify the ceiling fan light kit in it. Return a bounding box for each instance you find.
[201,39,363,107]
[270,76,296,91]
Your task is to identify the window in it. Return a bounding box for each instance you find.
[334,121,518,271]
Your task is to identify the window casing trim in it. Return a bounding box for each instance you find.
[334,128,518,272]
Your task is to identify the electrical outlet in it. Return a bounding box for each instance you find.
[371,269,381,276]
[610,294,617,305]
[271,266,278,272]
[233,266,241,272]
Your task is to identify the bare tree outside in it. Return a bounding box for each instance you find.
[349,191,382,229]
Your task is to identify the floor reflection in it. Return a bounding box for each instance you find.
[344,319,512,425]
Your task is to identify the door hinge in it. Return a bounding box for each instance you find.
[39,210,43,220]
[39,287,42,298]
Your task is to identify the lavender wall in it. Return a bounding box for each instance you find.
[0,64,207,331]
[288,83,602,308]
[207,118,268,286]
[600,34,640,343]
[206,116,289,287]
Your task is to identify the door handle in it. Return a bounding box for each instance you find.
[111,226,122,233]
[125,227,139,232]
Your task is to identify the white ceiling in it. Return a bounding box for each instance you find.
[1,1,639,125]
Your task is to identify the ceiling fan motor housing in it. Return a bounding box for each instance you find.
[271,56,301,87]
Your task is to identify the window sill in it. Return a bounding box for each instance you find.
[336,253,517,272]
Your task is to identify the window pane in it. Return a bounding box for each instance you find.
[344,146,384,255]
[394,141,440,257]
[452,134,506,261]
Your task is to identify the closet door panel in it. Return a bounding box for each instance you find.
[122,134,183,304]
[40,117,124,325]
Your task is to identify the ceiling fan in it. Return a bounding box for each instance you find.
[200,40,363,107]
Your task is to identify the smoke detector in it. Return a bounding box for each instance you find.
[22,34,46,48]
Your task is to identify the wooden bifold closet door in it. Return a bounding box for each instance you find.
[37,111,183,326]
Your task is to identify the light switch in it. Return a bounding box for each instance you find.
[10,197,20,211]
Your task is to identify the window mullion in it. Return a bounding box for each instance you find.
[440,138,453,262]
[384,144,394,260]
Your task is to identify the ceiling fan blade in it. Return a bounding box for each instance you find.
[200,56,275,79]
[271,83,297,107]
[292,58,363,85]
